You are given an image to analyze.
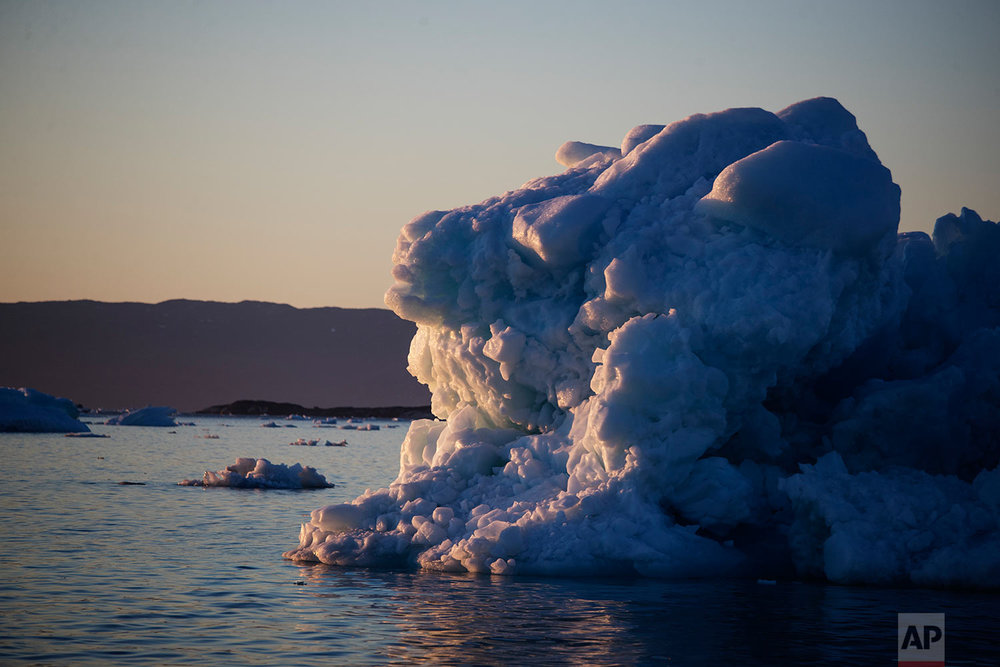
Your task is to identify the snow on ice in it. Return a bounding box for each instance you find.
[0,387,90,433]
[285,97,1000,588]
[179,457,333,489]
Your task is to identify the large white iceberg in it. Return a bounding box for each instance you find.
[179,457,333,489]
[285,97,1000,588]
[105,406,178,427]
[0,387,90,433]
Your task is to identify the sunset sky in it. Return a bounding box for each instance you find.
[2,0,997,309]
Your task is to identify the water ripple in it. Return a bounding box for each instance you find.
[1,421,998,665]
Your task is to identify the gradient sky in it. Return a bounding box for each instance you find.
[2,0,998,309]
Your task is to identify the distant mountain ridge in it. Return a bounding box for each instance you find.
[0,299,429,411]
[198,399,433,420]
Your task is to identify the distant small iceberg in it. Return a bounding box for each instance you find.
[178,457,333,489]
[289,438,348,447]
[259,420,297,428]
[341,422,379,431]
[105,406,178,427]
[0,387,90,433]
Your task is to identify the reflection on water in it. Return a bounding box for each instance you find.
[0,419,998,665]
[290,564,1000,666]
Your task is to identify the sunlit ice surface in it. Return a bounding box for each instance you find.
[286,97,1000,588]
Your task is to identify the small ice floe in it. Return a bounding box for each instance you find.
[314,418,338,426]
[65,432,109,438]
[342,420,379,431]
[260,421,280,428]
[105,406,178,427]
[178,457,333,489]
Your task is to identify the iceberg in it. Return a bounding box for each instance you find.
[179,457,333,489]
[286,97,1000,588]
[105,406,178,427]
[0,387,90,433]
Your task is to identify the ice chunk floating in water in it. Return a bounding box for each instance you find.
[180,457,333,489]
[0,387,89,433]
[286,98,1000,588]
[105,406,178,427]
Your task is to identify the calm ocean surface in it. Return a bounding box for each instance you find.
[1,416,997,665]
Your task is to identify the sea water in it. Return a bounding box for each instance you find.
[0,416,997,665]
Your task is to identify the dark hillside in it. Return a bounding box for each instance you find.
[0,300,429,411]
